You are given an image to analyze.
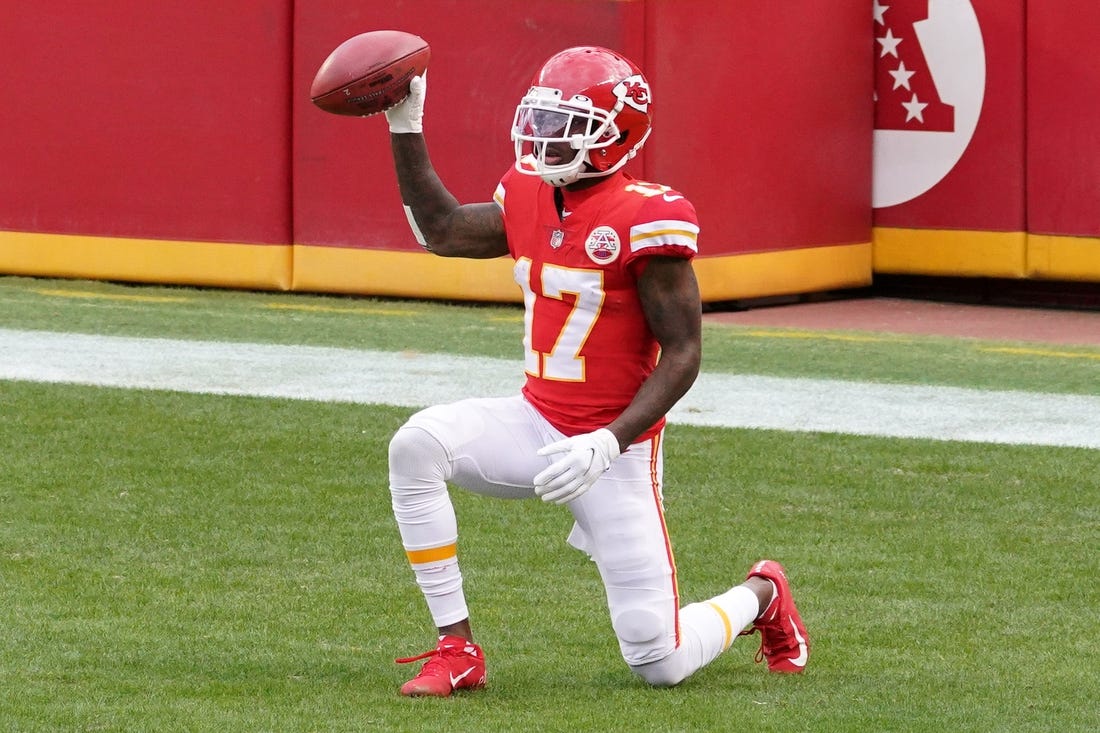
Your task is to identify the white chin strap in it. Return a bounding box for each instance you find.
[538,157,587,187]
[542,175,576,187]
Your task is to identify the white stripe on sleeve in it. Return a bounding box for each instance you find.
[629,219,699,253]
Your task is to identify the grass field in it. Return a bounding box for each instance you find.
[1,276,1098,732]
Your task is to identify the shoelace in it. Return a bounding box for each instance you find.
[394,648,437,665]
[395,644,469,668]
[396,648,454,684]
[737,626,767,664]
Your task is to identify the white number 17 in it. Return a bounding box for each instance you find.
[514,258,605,381]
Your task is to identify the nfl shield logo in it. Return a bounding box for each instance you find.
[550,230,564,249]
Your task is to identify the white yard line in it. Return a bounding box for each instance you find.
[3,327,1099,450]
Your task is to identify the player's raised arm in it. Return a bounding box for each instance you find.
[310,32,507,258]
[386,77,509,259]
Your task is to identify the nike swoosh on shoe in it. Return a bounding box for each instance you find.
[449,666,476,687]
[786,615,808,667]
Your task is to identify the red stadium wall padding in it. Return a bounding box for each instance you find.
[870,0,1100,283]
[645,1,872,255]
[871,0,1028,277]
[0,2,293,289]
[1,1,871,300]
[291,0,872,300]
[1024,2,1100,281]
[2,1,1098,295]
[872,0,1026,231]
[0,1,293,247]
[1026,5,1100,239]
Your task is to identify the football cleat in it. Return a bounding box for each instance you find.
[741,560,810,673]
[395,634,486,697]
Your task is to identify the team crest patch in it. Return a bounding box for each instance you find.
[584,226,620,264]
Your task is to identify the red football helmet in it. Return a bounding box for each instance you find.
[511,46,653,187]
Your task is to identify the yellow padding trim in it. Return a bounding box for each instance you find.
[0,230,871,303]
[405,543,458,565]
[294,242,872,304]
[1026,233,1100,281]
[693,242,872,301]
[706,601,734,651]
[293,245,520,302]
[873,227,1026,278]
[0,230,292,290]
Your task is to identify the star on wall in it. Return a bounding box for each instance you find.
[873,1,889,26]
[902,93,928,123]
[889,61,916,90]
[877,28,902,58]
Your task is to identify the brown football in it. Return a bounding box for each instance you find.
[310,30,430,117]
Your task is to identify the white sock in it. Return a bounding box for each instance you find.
[389,424,469,626]
[707,584,764,643]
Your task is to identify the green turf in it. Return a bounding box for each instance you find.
[1,275,1098,731]
[1,275,1098,395]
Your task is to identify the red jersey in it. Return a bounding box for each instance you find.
[493,166,699,441]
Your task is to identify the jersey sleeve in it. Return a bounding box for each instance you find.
[626,193,700,264]
[494,158,540,215]
[493,166,515,214]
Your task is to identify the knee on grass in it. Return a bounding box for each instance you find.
[615,609,684,688]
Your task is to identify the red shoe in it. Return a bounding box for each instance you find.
[741,560,810,673]
[396,635,486,697]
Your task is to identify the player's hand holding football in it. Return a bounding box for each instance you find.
[385,74,426,134]
[533,428,621,505]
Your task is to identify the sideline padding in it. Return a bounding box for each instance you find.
[693,243,872,301]
[293,241,872,303]
[1027,234,1100,282]
[292,245,520,302]
[1,231,869,304]
[873,228,1027,278]
[0,231,292,291]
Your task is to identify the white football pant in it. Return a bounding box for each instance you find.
[387,394,759,686]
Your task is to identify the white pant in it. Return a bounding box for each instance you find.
[389,394,754,683]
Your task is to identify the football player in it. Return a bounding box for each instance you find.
[382,46,809,696]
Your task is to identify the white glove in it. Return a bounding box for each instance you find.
[533,428,621,505]
[385,74,426,133]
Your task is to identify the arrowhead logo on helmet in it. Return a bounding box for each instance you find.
[614,75,651,113]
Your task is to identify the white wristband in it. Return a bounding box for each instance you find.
[402,205,429,249]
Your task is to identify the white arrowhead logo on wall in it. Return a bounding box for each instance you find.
[872,0,986,208]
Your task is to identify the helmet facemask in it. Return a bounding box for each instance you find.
[511,86,625,187]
